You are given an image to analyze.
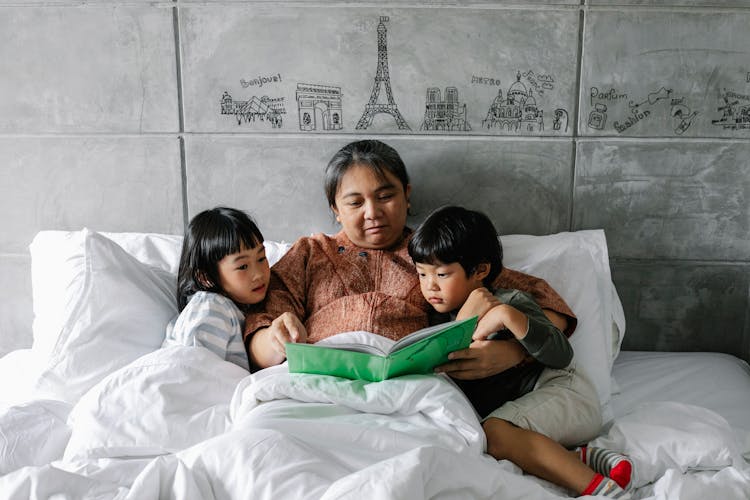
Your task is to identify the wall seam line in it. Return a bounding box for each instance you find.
[173,4,189,230]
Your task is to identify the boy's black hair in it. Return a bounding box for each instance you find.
[408,205,503,287]
[324,139,410,208]
[177,207,264,310]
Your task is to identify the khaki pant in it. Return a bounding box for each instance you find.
[484,363,602,448]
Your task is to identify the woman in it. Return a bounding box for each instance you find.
[244,139,575,372]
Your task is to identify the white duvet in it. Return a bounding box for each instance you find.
[1,346,749,500]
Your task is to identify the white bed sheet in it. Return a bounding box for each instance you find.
[1,346,749,499]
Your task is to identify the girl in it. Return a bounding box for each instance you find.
[163,207,270,370]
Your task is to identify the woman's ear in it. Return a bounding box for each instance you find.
[472,263,491,283]
[331,204,341,222]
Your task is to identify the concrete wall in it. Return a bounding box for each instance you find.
[1,1,748,362]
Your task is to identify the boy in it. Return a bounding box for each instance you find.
[408,206,632,499]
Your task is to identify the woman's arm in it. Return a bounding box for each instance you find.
[542,308,569,332]
[244,238,312,369]
[248,312,307,369]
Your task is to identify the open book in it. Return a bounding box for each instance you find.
[285,316,478,382]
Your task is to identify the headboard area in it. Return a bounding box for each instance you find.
[1,2,748,363]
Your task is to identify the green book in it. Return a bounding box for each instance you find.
[285,316,478,382]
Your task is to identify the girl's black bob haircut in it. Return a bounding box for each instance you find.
[324,139,410,208]
[408,205,503,287]
[177,206,264,310]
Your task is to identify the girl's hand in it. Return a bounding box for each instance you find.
[435,339,526,380]
[456,287,501,321]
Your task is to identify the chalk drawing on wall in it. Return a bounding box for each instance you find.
[220,91,285,128]
[482,72,546,132]
[588,87,628,130]
[553,109,569,132]
[613,86,672,134]
[711,89,750,130]
[356,16,410,131]
[521,70,555,96]
[670,98,698,135]
[587,104,607,130]
[590,85,700,136]
[296,83,343,131]
[420,86,471,132]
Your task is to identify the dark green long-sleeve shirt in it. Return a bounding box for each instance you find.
[453,287,574,419]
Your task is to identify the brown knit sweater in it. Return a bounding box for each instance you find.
[243,230,576,345]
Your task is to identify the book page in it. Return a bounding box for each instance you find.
[389,320,462,354]
[316,330,394,357]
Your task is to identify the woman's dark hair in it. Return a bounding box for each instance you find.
[324,139,410,207]
[177,207,264,310]
[408,206,503,287]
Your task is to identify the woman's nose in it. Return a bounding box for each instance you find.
[363,199,380,219]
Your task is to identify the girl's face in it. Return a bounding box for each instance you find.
[216,242,270,305]
[331,164,411,249]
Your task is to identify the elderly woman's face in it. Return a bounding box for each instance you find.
[332,164,411,250]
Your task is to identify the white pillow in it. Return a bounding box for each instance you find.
[591,401,744,488]
[103,231,183,274]
[31,229,177,403]
[502,230,624,409]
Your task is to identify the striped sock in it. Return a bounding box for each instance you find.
[577,446,633,490]
[582,473,632,499]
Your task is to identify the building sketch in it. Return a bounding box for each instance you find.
[553,108,569,132]
[356,16,410,131]
[712,91,750,130]
[420,87,471,132]
[482,72,544,132]
[221,91,285,128]
[296,83,343,131]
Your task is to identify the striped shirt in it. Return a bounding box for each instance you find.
[163,291,249,370]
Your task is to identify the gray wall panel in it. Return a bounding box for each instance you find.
[574,140,750,261]
[184,137,572,242]
[590,1,750,5]
[613,260,750,359]
[0,137,184,254]
[0,257,32,354]
[580,10,750,138]
[0,6,178,133]
[181,6,578,137]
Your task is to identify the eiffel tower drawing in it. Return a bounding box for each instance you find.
[356,16,410,130]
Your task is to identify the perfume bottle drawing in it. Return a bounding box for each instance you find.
[587,103,607,130]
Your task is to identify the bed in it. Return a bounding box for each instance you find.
[1,228,748,499]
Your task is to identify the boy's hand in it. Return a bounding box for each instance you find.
[456,287,501,321]
[435,339,526,379]
[474,304,529,341]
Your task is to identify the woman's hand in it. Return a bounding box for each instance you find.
[269,312,307,350]
[456,287,501,321]
[434,339,526,380]
[249,312,307,369]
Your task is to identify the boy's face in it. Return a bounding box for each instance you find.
[415,261,485,314]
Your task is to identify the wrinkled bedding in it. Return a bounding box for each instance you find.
[1,345,749,500]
